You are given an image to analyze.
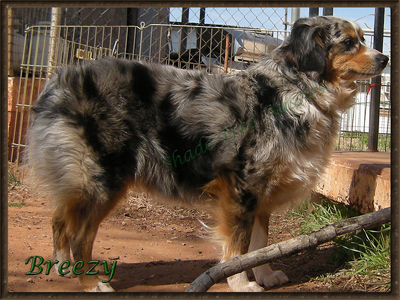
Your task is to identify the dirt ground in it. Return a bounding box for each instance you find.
[7,179,364,294]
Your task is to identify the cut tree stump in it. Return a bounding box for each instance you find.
[186,207,391,292]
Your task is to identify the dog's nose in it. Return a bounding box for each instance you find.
[376,53,389,68]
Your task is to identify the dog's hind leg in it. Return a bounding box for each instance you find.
[27,117,128,291]
[52,209,76,278]
[50,173,128,292]
[62,187,127,292]
[67,210,114,292]
[248,215,289,289]
[55,193,121,292]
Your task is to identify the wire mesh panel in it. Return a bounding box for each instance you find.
[7,7,392,164]
[169,7,288,31]
[8,26,48,163]
[8,23,285,162]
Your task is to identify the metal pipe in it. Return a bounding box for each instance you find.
[291,8,300,24]
[199,7,205,25]
[309,8,319,17]
[323,8,333,16]
[179,7,189,56]
[368,7,385,152]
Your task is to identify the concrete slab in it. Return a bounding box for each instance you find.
[314,151,391,213]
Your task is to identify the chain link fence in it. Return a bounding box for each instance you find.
[7,7,391,163]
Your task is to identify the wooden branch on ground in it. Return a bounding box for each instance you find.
[186,207,391,292]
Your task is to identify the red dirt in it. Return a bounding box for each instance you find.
[7,180,355,294]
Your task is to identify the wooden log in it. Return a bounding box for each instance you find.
[186,207,391,292]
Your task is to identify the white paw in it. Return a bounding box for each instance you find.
[232,281,265,292]
[257,270,289,289]
[53,250,76,278]
[227,271,265,292]
[53,263,77,278]
[85,282,115,292]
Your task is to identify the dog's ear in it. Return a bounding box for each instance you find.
[281,18,328,74]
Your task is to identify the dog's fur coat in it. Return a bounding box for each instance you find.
[26,16,388,292]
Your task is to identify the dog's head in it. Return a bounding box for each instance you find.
[275,16,389,86]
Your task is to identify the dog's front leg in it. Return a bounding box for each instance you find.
[218,201,264,291]
[206,174,265,292]
[220,209,264,292]
[248,215,289,289]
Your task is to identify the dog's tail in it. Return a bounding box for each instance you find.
[24,78,108,211]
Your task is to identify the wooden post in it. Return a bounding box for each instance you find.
[47,7,62,79]
[223,35,230,73]
[8,7,14,76]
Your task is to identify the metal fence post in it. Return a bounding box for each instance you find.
[323,8,333,16]
[291,8,300,24]
[47,7,62,79]
[368,8,385,152]
[199,8,205,25]
[179,8,189,55]
[309,8,319,17]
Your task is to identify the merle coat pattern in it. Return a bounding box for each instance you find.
[26,16,388,292]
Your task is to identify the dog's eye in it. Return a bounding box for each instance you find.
[341,38,354,50]
[342,39,352,46]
